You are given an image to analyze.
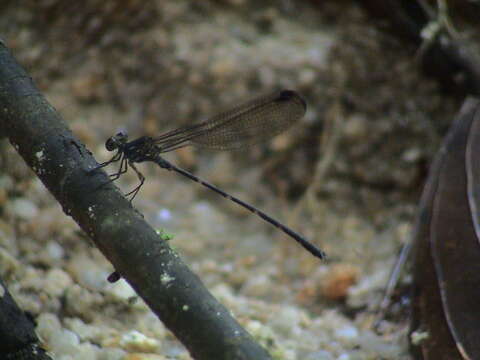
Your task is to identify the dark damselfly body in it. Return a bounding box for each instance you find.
[92,90,325,260]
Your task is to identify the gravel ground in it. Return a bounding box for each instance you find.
[0,1,461,359]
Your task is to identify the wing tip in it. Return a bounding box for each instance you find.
[276,90,307,112]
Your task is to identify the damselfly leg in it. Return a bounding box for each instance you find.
[89,151,143,200]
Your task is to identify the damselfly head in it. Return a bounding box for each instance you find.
[105,131,128,151]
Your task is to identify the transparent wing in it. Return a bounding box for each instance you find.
[154,90,306,152]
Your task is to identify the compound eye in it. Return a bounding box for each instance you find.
[105,137,117,151]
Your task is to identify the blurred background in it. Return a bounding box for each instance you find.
[0,1,478,359]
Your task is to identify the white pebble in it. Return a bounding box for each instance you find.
[11,199,38,219]
[156,208,172,222]
[335,325,359,341]
[106,279,136,301]
[119,330,159,352]
[46,241,65,260]
[48,328,80,355]
[69,255,110,291]
[36,313,62,340]
[44,269,73,297]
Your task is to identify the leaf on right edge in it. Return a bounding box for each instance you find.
[410,98,480,359]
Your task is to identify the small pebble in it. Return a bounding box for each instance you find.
[241,273,270,297]
[156,208,172,222]
[11,198,38,219]
[119,330,160,352]
[68,255,110,291]
[44,269,73,297]
[106,279,137,301]
[320,264,359,301]
[335,325,359,342]
[45,241,65,261]
[36,313,62,340]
